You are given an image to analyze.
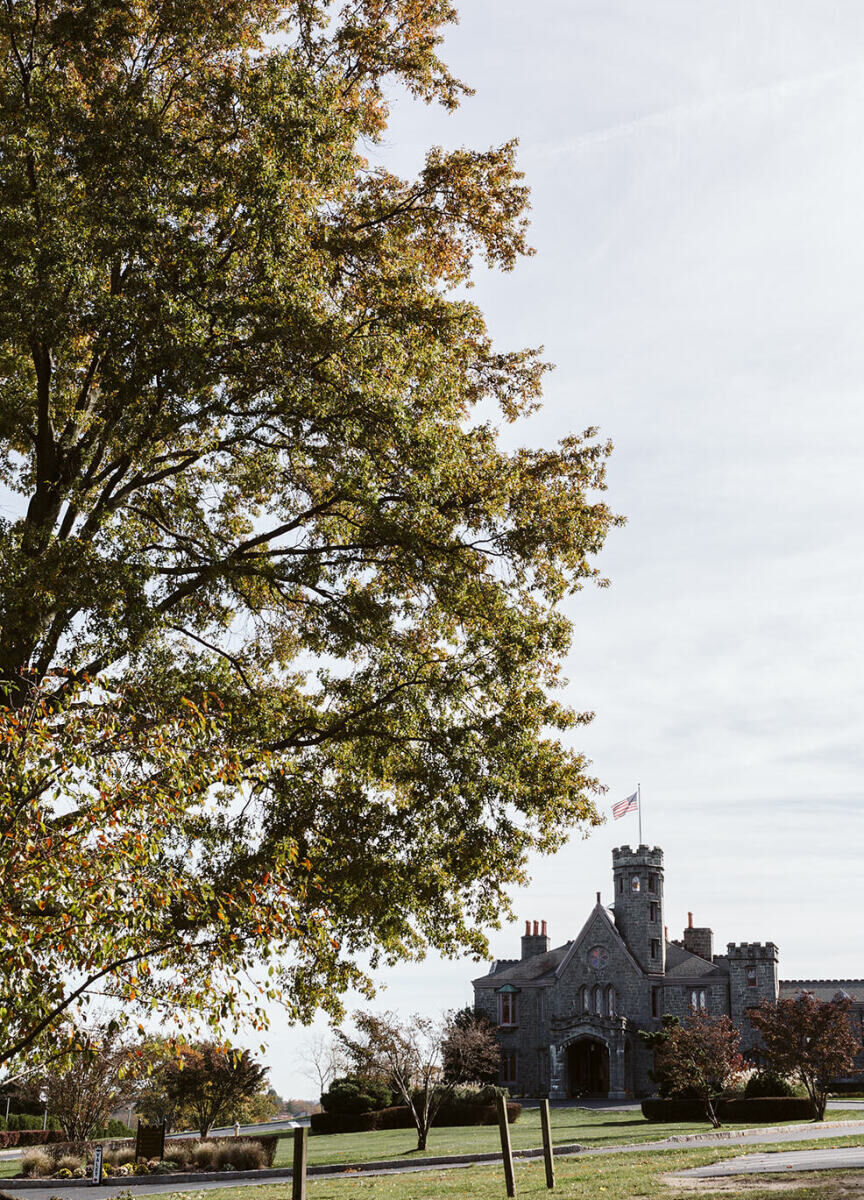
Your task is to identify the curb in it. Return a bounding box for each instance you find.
[664,1119,864,1145]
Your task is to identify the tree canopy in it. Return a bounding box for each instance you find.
[0,0,620,1070]
[750,992,861,1120]
[641,1012,744,1128]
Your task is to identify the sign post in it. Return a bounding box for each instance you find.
[91,1144,104,1186]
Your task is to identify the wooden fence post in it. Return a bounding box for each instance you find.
[291,1126,308,1200]
[496,1094,517,1198]
[539,1098,555,1189]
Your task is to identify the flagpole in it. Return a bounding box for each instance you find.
[638,782,642,844]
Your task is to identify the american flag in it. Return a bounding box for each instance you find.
[612,792,638,820]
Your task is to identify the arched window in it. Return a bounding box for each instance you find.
[579,985,589,1013]
[593,985,603,1015]
[606,986,616,1017]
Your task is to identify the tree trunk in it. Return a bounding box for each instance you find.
[704,1097,722,1129]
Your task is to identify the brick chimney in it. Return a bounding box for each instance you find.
[683,912,714,962]
[521,918,551,960]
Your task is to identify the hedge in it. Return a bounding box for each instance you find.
[0,1131,278,1163]
[641,1097,814,1123]
[311,1102,522,1135]
[0,1131,68,1148]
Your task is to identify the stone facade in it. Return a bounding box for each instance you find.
[472,844,864,1098]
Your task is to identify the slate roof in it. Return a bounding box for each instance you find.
[780,980,864,1002]
[473,944,571,987]
[664,941,726,978]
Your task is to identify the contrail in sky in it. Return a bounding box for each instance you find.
[537,59,864,158]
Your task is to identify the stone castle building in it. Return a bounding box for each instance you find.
[472,844,864,1098]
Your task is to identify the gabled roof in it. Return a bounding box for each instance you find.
[554,901,644,980]
[665,941,726,978]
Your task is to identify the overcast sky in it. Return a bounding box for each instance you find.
[267,1,864,1099]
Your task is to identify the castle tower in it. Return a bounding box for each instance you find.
[727,942,779,1047]
[612,845,665,975]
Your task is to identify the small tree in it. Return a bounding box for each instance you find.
[299,1034,347,1101]
[750,992,861,1120]
[34,1022,137,1140]
[642,1012,744,1128]
[340,1011,478,1151]
[162,1044,269,1138]
[441,1008,500,1085]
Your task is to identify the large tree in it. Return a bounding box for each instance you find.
[0,0,619,1071]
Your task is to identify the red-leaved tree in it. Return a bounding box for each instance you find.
[750,992,861,1120]
[651,1012,745,1128]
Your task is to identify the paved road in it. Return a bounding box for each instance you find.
[674,1145,864,1178]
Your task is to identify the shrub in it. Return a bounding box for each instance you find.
[641,1096,814,1123]
[55,1155,84,1173]
[321,1076,393,1115]
[20,1148,53,1177]
[745,1072,795,1098]
[310,1101,521,1134]
[219,1141,265,1171]
[105,1146,137,1167]
[720,1098,815,1122]
[92,1119,134,1139]
[162,1141,194,1169]
[191,1142,218,1170]
[9,1115,41,1131]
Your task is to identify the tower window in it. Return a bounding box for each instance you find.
[746,967,757,988]
[631,875,641,893]
[651,987,661,1018]
[649,902,658,922]
[648,873,657,893]
[617,876,623,895]
[650,938,660,959]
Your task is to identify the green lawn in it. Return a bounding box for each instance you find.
[137,1132,864,1200]
[268,1106,864,1168]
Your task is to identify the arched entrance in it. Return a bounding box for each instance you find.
[566,1037,610,1098]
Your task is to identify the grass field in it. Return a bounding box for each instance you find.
[268,1107,864,1168]
[137,1132,864,1200]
